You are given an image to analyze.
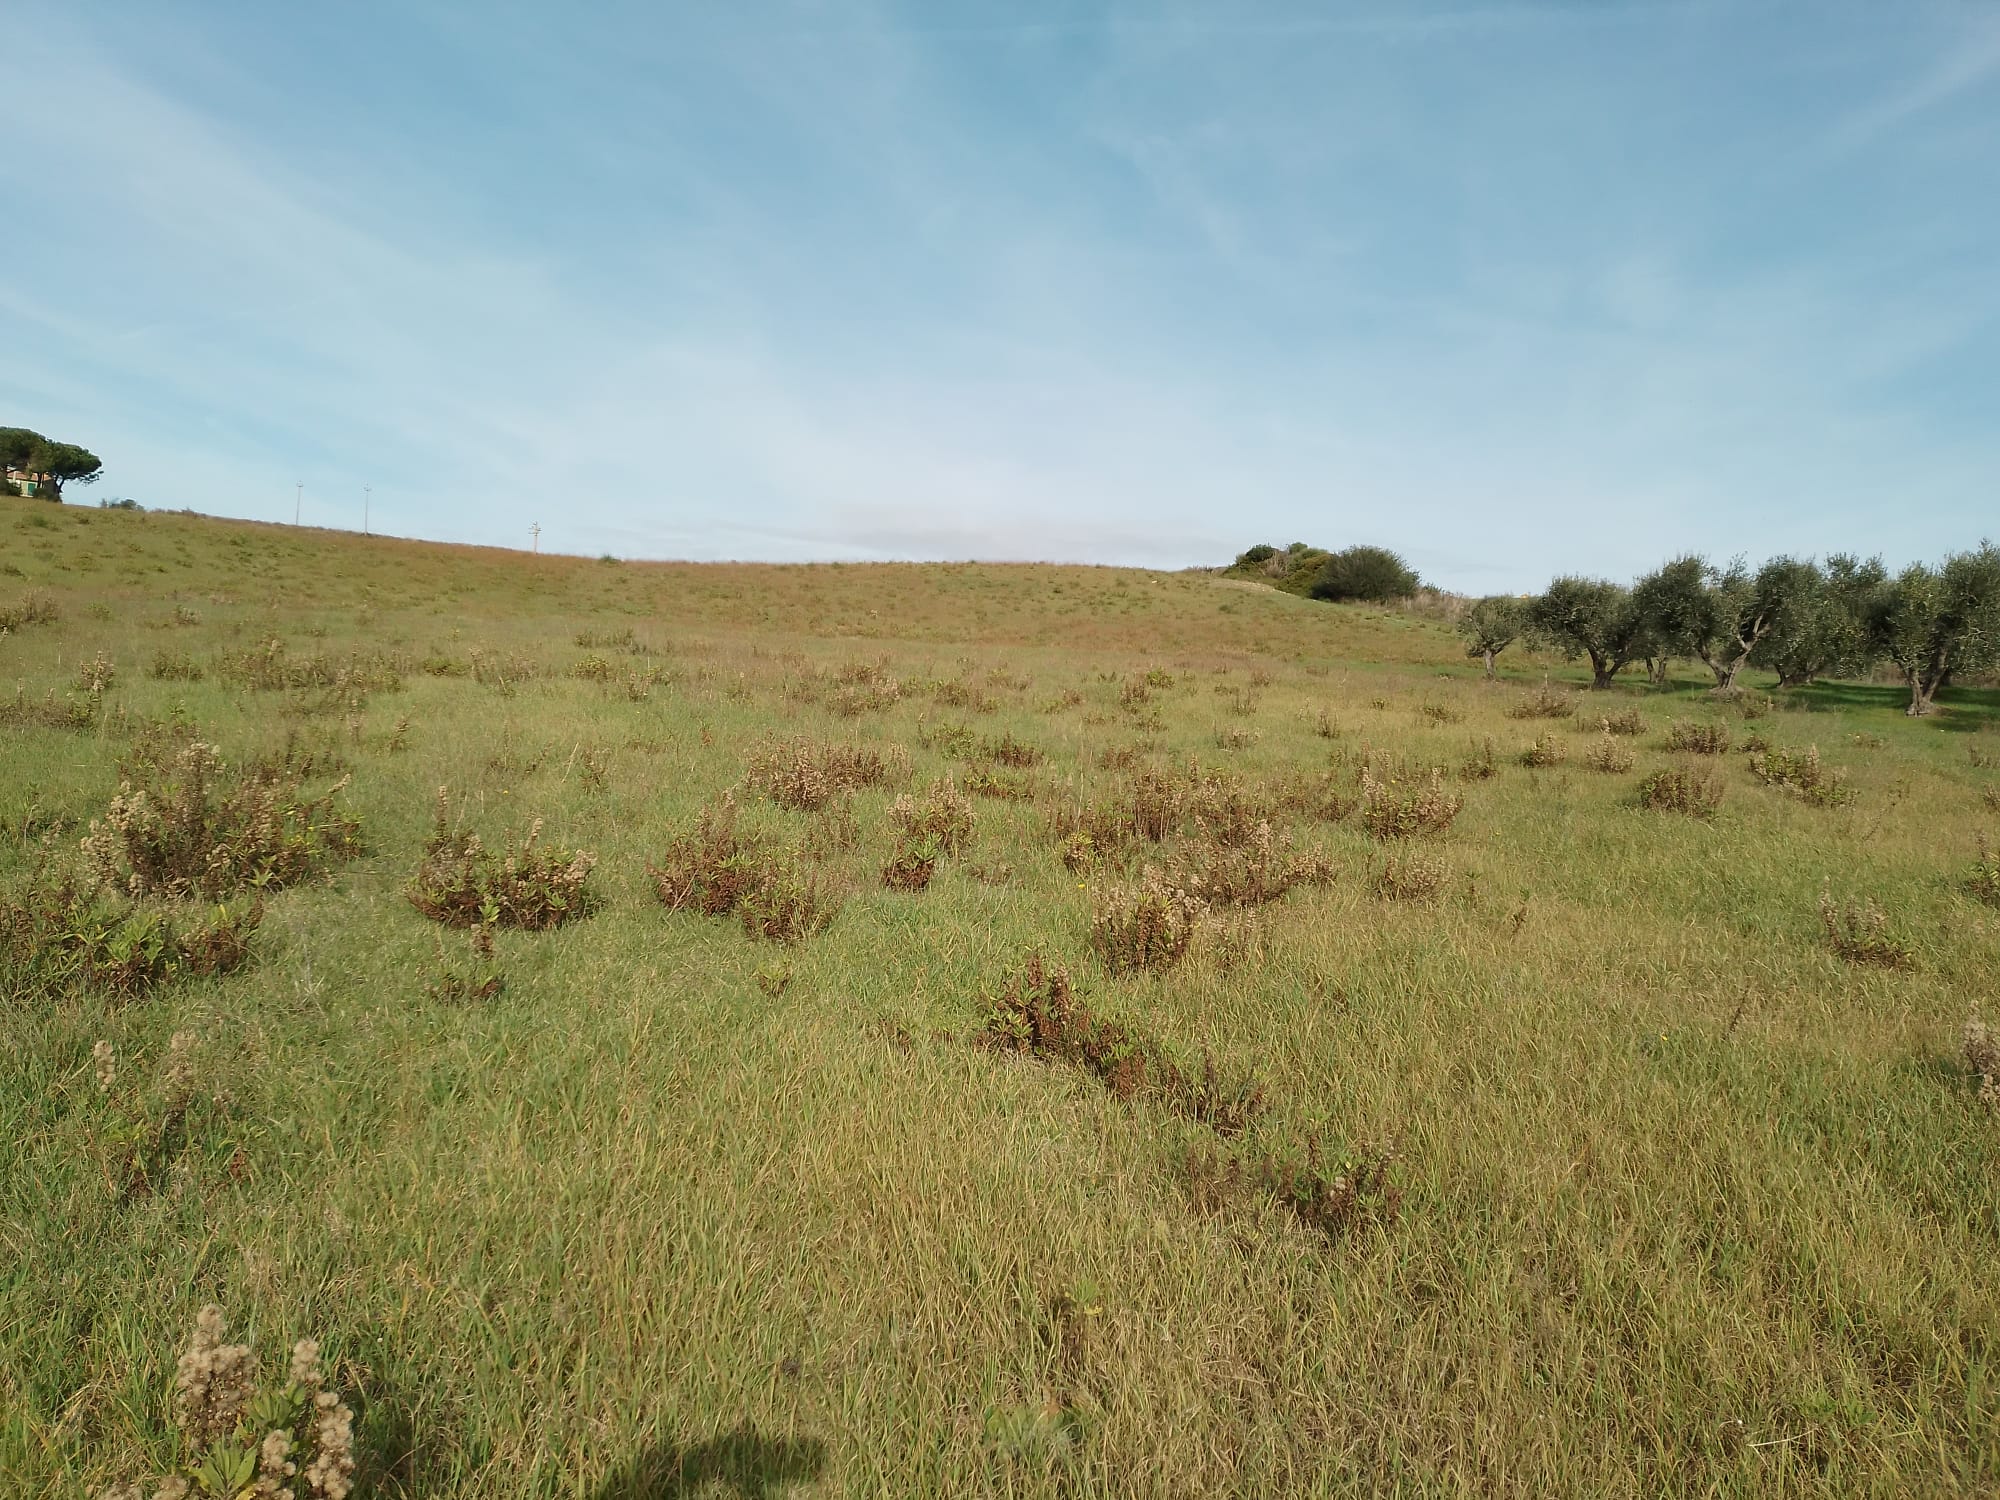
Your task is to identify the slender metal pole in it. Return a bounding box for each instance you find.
[294,481,302,525]
[531,522,541,554]
[363,486,371,535]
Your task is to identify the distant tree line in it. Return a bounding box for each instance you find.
[1,426,102,501]
[1454,547,2000,717]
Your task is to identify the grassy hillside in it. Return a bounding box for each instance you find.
[4,500,1997,1498]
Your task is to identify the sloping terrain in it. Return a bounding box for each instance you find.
[3,500,1996,1498]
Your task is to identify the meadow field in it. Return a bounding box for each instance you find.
[3,500,1997,1498]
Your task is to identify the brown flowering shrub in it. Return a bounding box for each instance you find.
[881,833,943,892]
[216,638,403,695]
[1964,1011,1999,1113]
[1507,684,1575,720]
[1969,836,2000,909]
[1520,732,1567,768]
[1664,719,1731,755]
[962,764,1034,802]
[75,651,117,694]
[407,789,598,930]
[148,647,205,682]
[1583,729,1636,773]
[1359,768,1463,840]
[428,922,504,1003]
[1171,822,1333,908]
[1457,738,1499,782]
[1046,799,1132,869]
[1090,867,1206,974]
[2,865,261,1003]
[930,677,996,713]
[1599,708,1646,736]
[1182,1135,1401,1244]
[648,796,767,916]
[1637,767,1724,817]
[1270,770,1356,823]
[890,776,975,855]
[739,862,842,944]
[98,1305,357,1500]
[0,587,59,630]
[1419,702,1463,726]
[81,738,360,900]
[983,732,1042,768]
[1747,744,1854,806]
[648,797,841,938]
[1817,891,1911,968]
[0,684,102,731]
[85,1030,243,1201]
[979,951,1267,1135]
[744,736,907,811]
[1374,849,1447,902]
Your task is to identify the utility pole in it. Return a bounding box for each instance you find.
[294,481,302,525]
[363,486,371,535]
[530,522,541,554]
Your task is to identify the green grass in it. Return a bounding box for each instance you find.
[3,498,1998,1497]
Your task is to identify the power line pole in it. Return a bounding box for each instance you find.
[530,522,541,554]
[294,481,302,525]
[363,486,371,535]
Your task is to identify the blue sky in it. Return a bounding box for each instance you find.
[3,2,1996,591]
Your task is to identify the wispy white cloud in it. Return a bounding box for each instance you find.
[2,1,1995,587]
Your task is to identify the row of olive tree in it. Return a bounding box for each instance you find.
[1457,545,2000,716]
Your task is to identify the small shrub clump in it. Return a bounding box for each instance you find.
[97,1304,356,1500]
[1183,1135,1401,1244]
[1374,849,1447,902]
[1584,729,1636,773]
[1507,684,1575,720]
[407,790,597,930]
[1963,1011,1998,1113]
[148,647,205,682]
[1599,708,1646,736]
[1090,867,1206,974]
[1520,732,1567,768]
[889,776,975,855]
[648,796,765,916]
[1359,767,1463,840]
[648,797,843,942]
[1817,890,1912,968]
[1172,821,1333,908]
[979,951,1268,1135]
[1968,836,2000,909]
[745,736,907,811]
[3,867,261,1002]
[1457,738,1499,782]
[81,739,360,900]
[1664,719,1731,755]
[0,588,59,631]
[1748,744,1854,807]
[1637,767,1724,817]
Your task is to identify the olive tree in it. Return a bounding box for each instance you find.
[1870,543,2000,716]
[1750,554,1886,688]
[1456,596,1525,679]
[1526,577,1646,689]
[1631,554,1817,693]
